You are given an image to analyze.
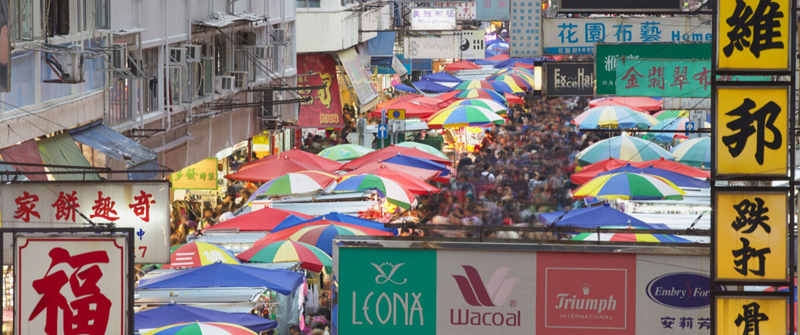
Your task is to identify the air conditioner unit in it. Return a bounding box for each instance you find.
[185,44,202,62]
[230,71,248,89]
[216,75,234,92]
[271,29,287,44]
[110,43,128,71]
[169,47,186,64]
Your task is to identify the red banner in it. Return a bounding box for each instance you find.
[297,54,344,128]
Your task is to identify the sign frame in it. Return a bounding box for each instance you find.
[712,293,790,335]
[559,0,682,12]
[543,61,594,96]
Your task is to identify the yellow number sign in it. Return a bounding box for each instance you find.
[716,0,791,72]
[715,296,788,335]
[714,190,787,282]
[714,86,788,177]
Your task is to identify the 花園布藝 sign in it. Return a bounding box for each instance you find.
[543,62,594,96]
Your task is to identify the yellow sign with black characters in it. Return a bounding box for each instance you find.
[715,0,791,72]
[714,85,789,177]
[170,158,218,190]
[715,296,788,335]
[714,190,787,282]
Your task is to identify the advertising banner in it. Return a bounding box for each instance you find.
[170,158,218,190]
[427,1,477,20]
[561,0,681,12]
[543,17,711,55]
[595,43,711,95]
[338,48,379,107]
[411,8,456,30]
[509,0,542,57]
[715,0,791,73]
[0,182,169,264]
[403,35,459,59]
[636,255,710,334]
[475,0,509,20]
[459,30,486,60]
[15,235,129,335]
[614,59,710,98]
[543,62,594,96]
[297,54,344,128]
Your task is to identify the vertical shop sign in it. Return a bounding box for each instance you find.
[715,0,792,72]
[714,296,788,335]
[509,0,542,57]
[297,54,344,128]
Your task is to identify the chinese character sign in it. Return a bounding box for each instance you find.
[170,158,218,190]
[714,296,788,335]
[0,182,169,264]
[510,0,542,57]
[410,8,456,31]
[716,0,791,72]
[15,236,128,335]
[614,59,711,98]
[714,191,787,282]
[297,54,344,128]
[714,86,788,177]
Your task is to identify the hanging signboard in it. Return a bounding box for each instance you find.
[15,235,131,335]
[411,8,456,31]
[714,296,788,335]
[170,158,218,190]
[403,35,459,59]
[475,0,509,20]
[427,1,477,20]
[713,189,788,283]
[613,59,710,98]
[560,0,682,12]
[543,62,594,96]
[459,30,486,60]
[252,135,271,158]
[715,0,792,73]
[713,85,789,178]
[596,43,711,95]
[0,181,169,264]
[509,0,542,57]
[544,17,711,55]
[297,53,344,128]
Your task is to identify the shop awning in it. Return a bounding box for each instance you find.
[0,139,47,181]
[37,133,100,181]
[367,32,395,56]
[193,13,265,27]
[69,121,159,180]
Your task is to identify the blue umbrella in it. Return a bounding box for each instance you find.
[412,80,453,93]
[137,263,304,295]
[393,83,420,94]
[597,165,709,189]
[422,72,462,83]
[135,304,276,333]
[271,212,396,234]
[539,205,665,229]
[382,154,451,177]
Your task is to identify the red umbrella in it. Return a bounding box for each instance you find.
[570,158,631,184]
[227,150,341,182]
[204,207,312,232]
[487,54,510,62]
[589,97,663,113]
[416,90,461,109]
[444,60,480,72]
[246,220,394,252]
[505,93,525,106]
[350,161,441,182]
[570,158,709,184]
[631,158,710,179]
[340,146,451,170]
[345,164,439,194]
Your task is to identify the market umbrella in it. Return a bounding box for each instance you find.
[571,226,692,243]
[573,172,685,200]
[271,213,396,234]
[654,109,690,121]
[395,141,448,160]
[672,137,711,169]
[350,160,441,182]
[248,172,332,199]
[226,150,341,182]
[318,144,374,161]
[340,145,451,170]
[143,322,257,335]
[135,304,277,333]
[332,174,416,208]
[446,98,508,115]
[454,79,494,91]
[165,241,239,269]
[427,105,505,129]
[505,93,525,106]
[444,60,481,72]
[238,240,332,272]
[490,78,526,94]
[573,105,658,129]
[633,158,710,178]
[204,207,312,232]
[344,165,439,194]
[597,165,709,188]
[589,97,663,112]
[455,88,507,105]
[645,117,695,143]
[137,263,304,295]
[538,205,657,228]
[381,154,452,178]
[494,73,532,90]
[254,220,394,255]
[575,134,673,166]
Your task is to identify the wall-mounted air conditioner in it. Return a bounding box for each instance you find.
[169,47,186,64]
[216,75,234,92]
[185,44,202,62]
[111,43,128,71]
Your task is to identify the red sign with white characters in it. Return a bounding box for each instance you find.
[537,252,636,335]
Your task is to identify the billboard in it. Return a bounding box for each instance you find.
[636,255,710,334]
[561,0,682,12]
[411,8,456,30]
[297,53,344,128]
[459,30,486,60]
[475,0,509,20]
[543,62,594,96]
[613,59,710,98]
[403,35,459,59]
[509,0,542,57]
[543,17,711,55]
[715,0,792,73]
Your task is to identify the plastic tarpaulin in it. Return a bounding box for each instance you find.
[135,304,277,332]
[367,32,395,56]
[421,72,462,83]
[0,139,46,181]
[538,205,665,229]
[411,80,453,93]
[137,263,304,295]
[69,121,157,166]
[37,133,100,180]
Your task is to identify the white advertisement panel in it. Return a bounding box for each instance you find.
[15,236,129,335]
[436,250,536,334]
[404,35,459,59]
[635,255,710,335]
[542,16,711,55]
[337,48,378,106]
[411,8,457,31]
[459,30,486,59]
[0,182,169,264]
[510,0,543,57]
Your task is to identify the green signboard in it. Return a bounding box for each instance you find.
[614,59,710,98]
[338,248,437,335]
[595,43,711,95]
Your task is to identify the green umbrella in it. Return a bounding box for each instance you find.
[396,141,448,160]
[654,110,689,121]
[671,137,710,169]
[318,144,374,161]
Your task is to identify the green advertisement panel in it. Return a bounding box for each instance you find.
[614,59,710,98]
[338,248,437,335]
[595,43,711,95]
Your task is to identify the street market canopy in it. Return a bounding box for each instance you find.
[226,150,341,182]
[204,207,312,232]
[539,205,664,229]
[68,120,158,168]
[271,212,396,234]
[135,304,277,333]
[340,146,451,170]
[137,263,304,295]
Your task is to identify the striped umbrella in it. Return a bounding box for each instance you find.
[571,226,692,243]
[332,174,416,208]
[454,79,494,91]
[165,242,239,269]
[672,137,710,169]
[318,143,374,161]
[654,110,690,121]
[573,105,658,129]
[238,240,332,272]
[396,141,448,160]
[645,117,710,143]
[144,322,257,335]
[249,172,332,199]
[573,172,685,200]
[446,98,508,114]
[490,75,528,94]
[455,88,507,105]
[427,105,505,129]
[248,220,395,255]
[576,134,673,166]
[495,68,536,87]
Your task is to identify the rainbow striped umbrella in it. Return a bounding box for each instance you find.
[332,174,415,208]
[490,76,526,94]
[144,322,257,335]
[318,143,374,161]
[672,137,710,169]
[396,141,448,160]
[284,222,386,255]
[249,172,332,198]
[446,98,508,114]
[494,68,536,87]
[576,134,673,166]
[166,242,239,269]
[455,88,507,105]
[238,240,332,272]
[573,105,658,129]
[427,105,505,129]
[454,79,494,91]
[573,172,685,200]
[571,226,691,243]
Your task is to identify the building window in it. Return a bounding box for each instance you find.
[45,0,70,36]
[94,0,108,29]
[296,0,320,8]
[10,0,33,40]
[142,48,158,113]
